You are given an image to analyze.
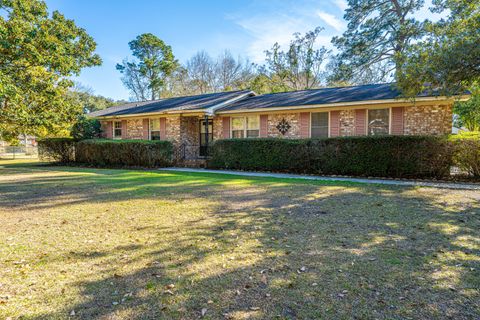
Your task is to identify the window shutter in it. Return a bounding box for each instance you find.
[391,107,404,135]
[105,121,113,139]
[329,111,340,137]
[121,120,127,139]
[260,115,268,137]
[160,118,166,140]
[299,112,310,138]
[142,119,149,140]
[222,117,230,139]
[355,109,367,136]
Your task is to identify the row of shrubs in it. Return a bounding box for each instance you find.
[208,135,480,179]
[38,138,173,167]
[39,135,480,179]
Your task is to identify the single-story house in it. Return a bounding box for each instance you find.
[89,83,467,163]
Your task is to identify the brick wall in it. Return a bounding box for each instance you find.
[267,113,300,138]
[213,116,224,140]
[404,104,452,135]
[126,119,144,139]
[339,110,355,136]
[258,105,451,138]
[165,116,181,144]
[99,104,453,144]
[180,117,199,146]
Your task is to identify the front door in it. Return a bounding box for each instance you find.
[199,118,213,157]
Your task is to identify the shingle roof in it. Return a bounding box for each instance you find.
[217,83,438,112]
[90,83,450,118]
[89,90,254,117]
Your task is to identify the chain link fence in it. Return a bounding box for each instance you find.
[0,146,38,159]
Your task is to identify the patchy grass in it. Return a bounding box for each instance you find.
[0,160,479,320]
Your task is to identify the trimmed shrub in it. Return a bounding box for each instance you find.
[38,138,77,163]
[75,139,173,167]
[450,133,480,177]
[208,136,454,179]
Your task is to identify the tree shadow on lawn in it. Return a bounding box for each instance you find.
[1,165,479,319]
[0,165,364,211]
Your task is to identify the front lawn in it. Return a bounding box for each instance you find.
[0,160,478,319]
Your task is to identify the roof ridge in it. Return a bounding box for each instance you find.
[125,89,252,105]
[251,82,397,98]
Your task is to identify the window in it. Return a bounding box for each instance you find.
[231,116,259,138]
[113,121,122,139]
[368,108,390,135]
[150,119,161,140]
[232,117,245,138]
[246,116,260,137]
[311,112,329,138]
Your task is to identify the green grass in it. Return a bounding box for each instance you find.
[0,160,479,319]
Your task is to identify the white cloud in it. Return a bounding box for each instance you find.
[317,10,346,31]
[333,0,348,12]
[233,13,322,62]
[229,1,345,63]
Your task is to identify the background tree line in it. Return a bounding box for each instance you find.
[116,28,331,101]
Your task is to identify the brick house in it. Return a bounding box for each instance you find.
[89,83,466,164]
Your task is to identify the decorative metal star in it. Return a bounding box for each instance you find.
[276,118,291,135]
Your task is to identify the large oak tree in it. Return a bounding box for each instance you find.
[0,0,101,141]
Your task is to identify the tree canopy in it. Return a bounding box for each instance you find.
[0,0,101,141]
[453,83,480,131]
[70,83,125,114]
[260,27,330,92]
[116,33,178,101]
[330,0,425,84]
[397,0,480,96]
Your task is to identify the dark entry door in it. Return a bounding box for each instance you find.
[199,118,213,157]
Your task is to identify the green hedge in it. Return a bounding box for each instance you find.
[75,139,173,167]
[208,136,455,179]
[450,133,480,177]
[38,138,77,163]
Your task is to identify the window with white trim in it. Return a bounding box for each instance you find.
[368,108,390,135]
[113,121,122,139]
[150,119,161,140]
[231,116,259,138]
[311,112,329,138]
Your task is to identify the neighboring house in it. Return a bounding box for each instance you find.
[89,83,468,163]
[0,134,38,159]
[0,135,37,147]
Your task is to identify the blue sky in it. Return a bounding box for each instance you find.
[45,0,441,101]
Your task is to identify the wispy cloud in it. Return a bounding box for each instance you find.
[333,0,348,12]
[228,0,344,63]
[233,14,318,62]
[317,10,346,31]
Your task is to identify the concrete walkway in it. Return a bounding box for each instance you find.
[159,167,480,190]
